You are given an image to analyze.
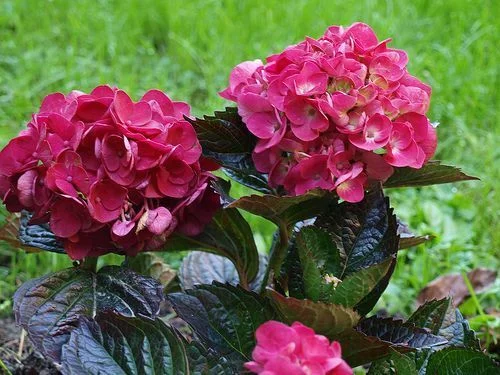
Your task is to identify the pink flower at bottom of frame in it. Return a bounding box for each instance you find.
[245,321,353,375]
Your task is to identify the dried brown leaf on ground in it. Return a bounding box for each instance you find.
[417,268,497,307]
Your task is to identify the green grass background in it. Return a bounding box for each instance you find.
[0,0,498,335]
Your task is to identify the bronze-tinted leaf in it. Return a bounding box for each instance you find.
[384,160,479,188]
[13,266,164,362]
[267,289,360,337]
[228,189,330,228]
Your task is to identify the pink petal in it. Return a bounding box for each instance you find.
[172,101,191,118]
[246,112,281,139]
[254,117,286,153]
[112,90,134,123]
[17,170,37,207]
[420,123,437,162]
[238,92,273,119]
[293,62,328,96]
[361,153,394,181]
[255,320,298,353]
[335,174,366,203]
[369,55,404,81]
[129,101,152,125]
[345,22,379,49]
[102,134,129,172]
[385,140,425,168]
[146,207,173,235]
[226,60,263,96]
[396,112,429,142]
[262,357,304,375]
[88,180,127,223]
[76,100,110,122]
[349,113,392,151]
[55,179,78,197]
[112,220,135,237]
[156,161,194,198]
[65,238,92,260]
[141,89,175,116]
[50,198,83,238]
[40,93,77,119]
[165,121,202,164]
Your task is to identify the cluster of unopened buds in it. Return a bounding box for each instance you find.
[0,86,220,259]
[221,22,437,202]
[245,321,353,375]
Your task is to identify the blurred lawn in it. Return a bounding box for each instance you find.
[0,0,498,323]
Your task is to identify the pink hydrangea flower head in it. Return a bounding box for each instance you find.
[221,22,437,202]
[0,86,220,260]
[245,320,353,375]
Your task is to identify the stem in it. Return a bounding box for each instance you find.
[238,272,250,291]
[260,222,291,294]
[0,359,12,375]
[81,256,98,272]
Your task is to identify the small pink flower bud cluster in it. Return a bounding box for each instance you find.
[245,321,353,375]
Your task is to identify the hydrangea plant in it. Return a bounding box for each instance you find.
[1,23,497,374]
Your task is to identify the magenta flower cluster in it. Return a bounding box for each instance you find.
[0,86,220,259]
[221,23,437,202]
[245,321,353,375]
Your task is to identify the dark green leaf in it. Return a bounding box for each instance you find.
[186,108,273,193]
[354,256,397,316]
[186,107,255,154]
[61,312,237,374]
[268,289,360,337]
[407,298,451,335]
[223,167,274,194]
[357,316,447,348]
[19,211,65,253]
[329,258,394,308]
[399,235,434,249]
[280,236,306,299]
[438,308,480,349]
[384,160,479,188]
[179,251,268,291]
[294,226,342,301]
[127,252,178,293]
[368,349,418,374]
[315,188,399,278]
[335,329,413,367]
[210,177,234,206]
[293,226,394,309]
[163,208,259,287]
[229,189,330,228]
[168,282,275,367]
[397,218,435,249]
[13,266,163,362]
[426,347,499,375]
[370,300,483,373]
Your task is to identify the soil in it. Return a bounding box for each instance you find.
[0,316,60,375]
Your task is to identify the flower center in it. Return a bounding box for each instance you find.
[305,106,316,118]
[66,176,73,182]
[126,120,132,126]
[366,129,376,139]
